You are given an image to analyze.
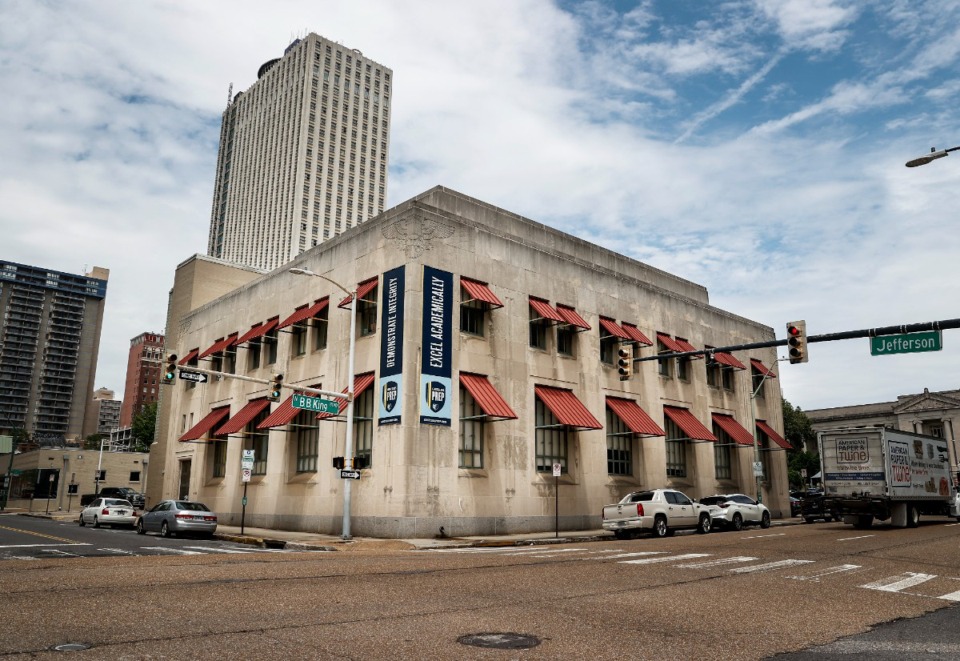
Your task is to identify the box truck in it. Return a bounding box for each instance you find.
[818,427,960,528]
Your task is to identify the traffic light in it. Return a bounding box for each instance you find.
[786,321,808,364]
[617,345,633,380]
[353,456,368,470]
[332,456,345,469]
[267,373,283,402]
[162,354,178,384]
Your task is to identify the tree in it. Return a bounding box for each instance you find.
[84,434,104,450]
[131,402,158,450]
[783,398,820,490]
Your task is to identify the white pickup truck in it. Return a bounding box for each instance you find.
[601,488,712,539]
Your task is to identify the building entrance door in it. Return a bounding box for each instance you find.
[178,460,191,500]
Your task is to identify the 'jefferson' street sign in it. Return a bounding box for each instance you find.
[870,331,942,356]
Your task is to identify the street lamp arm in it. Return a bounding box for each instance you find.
[905,145,960,168]
[289,268,355,298]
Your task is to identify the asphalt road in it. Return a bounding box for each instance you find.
[3,514,960,659]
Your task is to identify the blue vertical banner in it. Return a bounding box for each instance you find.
[420,266,453,426]
[378,266,405,425]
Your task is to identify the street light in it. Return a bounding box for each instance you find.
[289,267,358,540]
[905,145,960,168]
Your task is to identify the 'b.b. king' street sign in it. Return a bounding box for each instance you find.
[870,331,942,356]
[292,394,339,414]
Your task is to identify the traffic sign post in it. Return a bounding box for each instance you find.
[292,394,340,414]
[340,469,361,480]
[553,462,562,538]
[870,331,942,356]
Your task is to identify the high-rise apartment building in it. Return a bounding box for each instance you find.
[119,332,164,427]
[90,387,121,437]
[0,261,109,441]
[207,33,392,271]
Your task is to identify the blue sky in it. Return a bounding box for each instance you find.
[2,0,959,412]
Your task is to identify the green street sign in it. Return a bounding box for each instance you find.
[10,469,21,477]
[871,331,942,356]
[291,394,339,414]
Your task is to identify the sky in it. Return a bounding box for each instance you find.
[2,0,959,413]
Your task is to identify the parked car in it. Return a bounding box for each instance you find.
[136,500,218,538]
[80,487,145,509]
[78,498,137,528]
[601,488,712,539]
[801,491,839,523]
[699,494,771,531]
[790,496,802,517]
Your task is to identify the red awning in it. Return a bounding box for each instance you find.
[198,332,238,359]
[178,407,231,442]
[674,337,703,359]
[757,420,791,449]
[534,385,602,430]
[663,406,717,442]
[278,298,330,329]
[214,399,271,436]
[713,351,746,370]
[460,373,517,420]
[177,348,199,366]
[606,397,664,436]
[599,317,630,340]
[529,297,564,323]
[338,277,378,308]
[656,333,685,353]
[317,372,377,419]
[461,278,503,309]
[621,323,653,346]
[556,305,591,331]
[711,413,755,446]
[236,317,279,345]
[750,359,778,378]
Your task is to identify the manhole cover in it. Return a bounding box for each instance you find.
[53,643,92,652]
[458,633,541,649]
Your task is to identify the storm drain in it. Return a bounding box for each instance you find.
[52,643,92,652]
[458,633,541,649]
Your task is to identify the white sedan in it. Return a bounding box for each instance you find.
[700,493,770,531]
[78,498,137,529]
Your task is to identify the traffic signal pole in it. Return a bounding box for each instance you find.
[631,317,960,363]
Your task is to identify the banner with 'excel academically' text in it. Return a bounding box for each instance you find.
[378,266,405,425]
[419,265,452,426]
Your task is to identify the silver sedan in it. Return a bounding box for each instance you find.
[136,500,218,538]
[78,498,137,528]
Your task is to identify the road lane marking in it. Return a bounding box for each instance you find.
[0,524,79,544]
[0,543,90,549]
[676,556,757,569]
[98,548,136,555]
[860,572,937,593]
[837,535,875,541]
[39,549,79,557]
[620,553,709,565]
[740,533,786,540]
[730,559,813,573]
[140,547,205,555]
[601,552,667,560]
[181,546,253,554]
[787,564,861,581]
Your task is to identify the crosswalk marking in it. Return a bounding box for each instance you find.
[837,535,875,541]
[740,533,786,540]
[140,546,205,555]
[860,572,937,593]
[97,548,136,555]
[676,556,757,569]
[787,564,861,581]
[730,559,813,573]
[181,546,252,554]
[601,551,666,560]
[621,553,709,565]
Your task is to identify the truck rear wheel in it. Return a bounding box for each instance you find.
[907,505,920,528]
[854,515,874,529]
[652,516,668,538]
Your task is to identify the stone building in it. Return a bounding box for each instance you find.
[150,187,789,536]
[119,332,164,428]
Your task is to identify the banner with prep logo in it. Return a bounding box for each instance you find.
[378,266,405,425]
[420,266,452,426]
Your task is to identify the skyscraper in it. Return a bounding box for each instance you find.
[207,33,393,272]
[0,260,109,441]
[119,332,164,427]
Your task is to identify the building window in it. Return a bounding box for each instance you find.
[212,441,227,478]
[557,325,576,357]
[263,323,279,365]
[751,366,766,398]
[358,285,378,337]
[657,338,673,378]
[664,418,687,478]
[247,408,270,475]
[292,324,307,356]
[677,356,690,381]
[529,305,548,350]
[313,308,328,351]
[460,297,486,336]
[353,386,374,466]
[599,334,617,365]
[294,410,319,472]
[706,355,721,387]
[535,398,568,473]
[459,385,485,468]
[248,340,261,371]
[224,349,237,374]
[713,428,733,480]
[606,408,633,476]
[129,471,141,482]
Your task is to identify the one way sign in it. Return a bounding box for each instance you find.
[178,370,208,383]
[340,469,361,480]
